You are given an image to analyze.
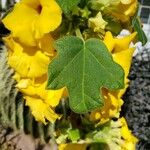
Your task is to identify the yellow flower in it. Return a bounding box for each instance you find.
[90,32,136,124]
[114,32,137,52]
[104,31,137,53]
[4,35,54,78]
[4,34,64,124]
[16,75,65,107]
[24,95,60,124]
[14,73,65,124]
[2,0,62,46]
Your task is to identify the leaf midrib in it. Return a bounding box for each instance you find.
[87,47,114,81]
[81,42,87,111]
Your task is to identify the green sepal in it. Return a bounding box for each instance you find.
[132,17,147,46]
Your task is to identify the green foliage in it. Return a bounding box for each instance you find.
[47,36,124,114]
[131,4,147,46]
[132,17,147,46]
[56,0,81,14]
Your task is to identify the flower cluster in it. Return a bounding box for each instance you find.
[55,32,138,150]
[90,31,137,124]
[3,0,64,124]
[1,0,142,149]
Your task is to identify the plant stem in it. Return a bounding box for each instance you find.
[75,28,84,40]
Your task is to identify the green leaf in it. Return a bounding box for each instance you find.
[132,17,147,46]
[56,0,80,14]
[47,36,124,113]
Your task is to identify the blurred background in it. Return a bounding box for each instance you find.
[139,0,150,40]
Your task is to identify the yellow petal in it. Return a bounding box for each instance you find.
[103,31,115,52]
[46,88,65,107]
[16,78,38,96]
[13,73,21,81]
[25,96,59,124]
[34,0,62,39]
[16,78,30,89]
[114,32,137,52]
[16,76,64,107]
[38,34,56,56]
[121,118,132,140]
[2,3,38,46]
[29,51,50,77]
[113,47,135,97]
[9,49,50,78]
[5,37,50,78]
[39,0,54,6]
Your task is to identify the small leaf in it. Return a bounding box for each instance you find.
[56,0,80,14]
[67,129,80,142]
[132,17,147,46]
[47,36,124,113]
